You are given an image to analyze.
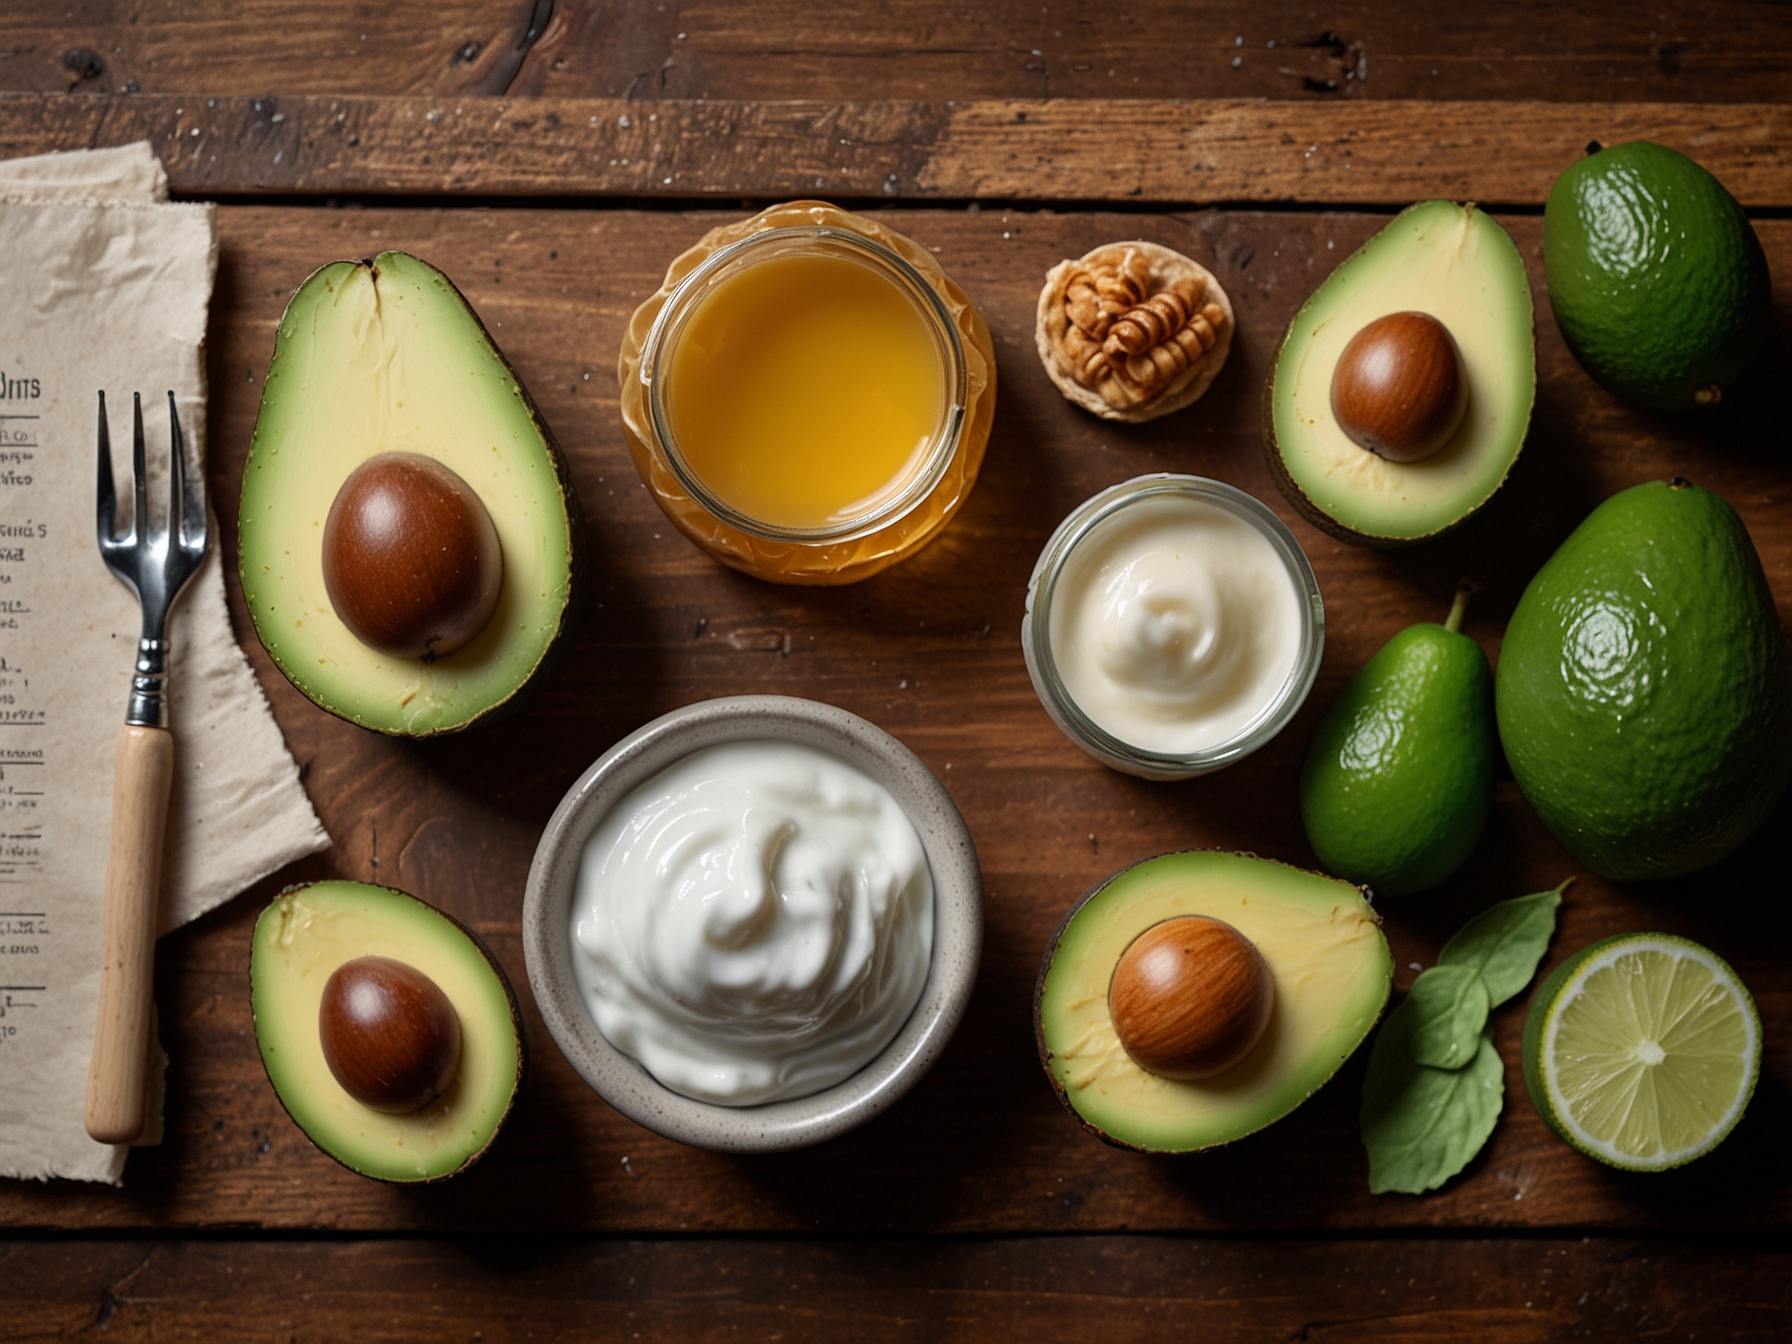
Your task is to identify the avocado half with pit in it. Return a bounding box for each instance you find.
[1034,851,1391,1153]
[250,880,524,1183]
[1263,201,1536,546]
[239,251,580,736]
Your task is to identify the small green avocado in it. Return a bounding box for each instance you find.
[1495,479,1792,880]
[1300,586,1496,897]
[1034,851,1392,1154]
[239,251,580,736]
[1263,201,1536,546]
[1545,141,1772,410]
[250,881,525,1183]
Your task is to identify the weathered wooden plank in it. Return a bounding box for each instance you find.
[6,1236,1788,1342]
[0,94,1786,205]
[0,205,1785,1234]
[7,1,1792,106]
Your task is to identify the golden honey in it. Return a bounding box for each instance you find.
[664,252,946,533]
[617,202,996,585]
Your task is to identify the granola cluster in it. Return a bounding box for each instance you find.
[1036,241,1235,423]
[1060,249,1227,410]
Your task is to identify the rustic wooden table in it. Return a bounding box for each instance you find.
[4,4,1790,1338]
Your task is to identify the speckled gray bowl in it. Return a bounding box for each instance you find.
[523,695,983,1152]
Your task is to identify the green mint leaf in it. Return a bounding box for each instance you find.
[1361,1000,1504,1195]
[1437,879,1570,1007]
[1406,964,1490,1069]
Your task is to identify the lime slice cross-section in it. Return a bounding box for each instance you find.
[1523,933,1760,1172]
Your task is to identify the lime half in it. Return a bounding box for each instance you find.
[1523,933,1760,1171]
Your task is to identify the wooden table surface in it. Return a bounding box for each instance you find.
[4,4,1790,1339]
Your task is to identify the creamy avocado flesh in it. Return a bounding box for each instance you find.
[251,881,523,1183]
[1267,201,1535,543]
[240,252,576,735]
[1037,851,1391,1152]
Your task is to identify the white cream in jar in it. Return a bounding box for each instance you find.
[569,739,933,1106]
[1046,492,1304,755]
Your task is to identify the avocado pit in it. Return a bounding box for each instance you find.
[1330,311,1468,463]
[1108,915,1273,1081]
[322,451,503,661]
[319,954,463,1114]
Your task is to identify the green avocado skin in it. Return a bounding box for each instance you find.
[1496,481,1792,881]
[1301,622,1496,897]
[1544,141,1771,410]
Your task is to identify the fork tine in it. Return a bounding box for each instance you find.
[165,391,205,554]
[96,391,118,544]
[130,392,148,545]
[166,391,184,543]
[170,394,205,559]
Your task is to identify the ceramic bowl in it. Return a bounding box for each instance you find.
[522,695,983,1152]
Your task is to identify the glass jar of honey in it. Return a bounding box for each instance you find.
[618,201,996,584]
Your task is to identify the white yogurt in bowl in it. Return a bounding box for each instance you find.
[522,695,982,1153]
[570,740,934,1106]
[1023,475,1323,779]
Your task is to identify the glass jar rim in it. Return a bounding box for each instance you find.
[640,225,970,544]
[1024,474,1325,777]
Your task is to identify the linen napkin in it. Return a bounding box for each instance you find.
[0,143,331,1184]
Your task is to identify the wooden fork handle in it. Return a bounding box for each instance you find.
[85,724,173,1145]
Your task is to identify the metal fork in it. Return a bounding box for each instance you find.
[85,391,208,1145]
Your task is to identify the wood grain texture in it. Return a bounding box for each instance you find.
[5,1,1792,105]
[84,725,175,1146]
[0,93,1788,205]
[3,205,1786,1234]
[6,1236,1789,1342]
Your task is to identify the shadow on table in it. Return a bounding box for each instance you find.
[407,479,666,828]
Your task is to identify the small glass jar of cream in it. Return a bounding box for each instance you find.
[618,201,996,585]
[1023,475,1324,780]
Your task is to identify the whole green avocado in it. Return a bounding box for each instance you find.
[1301,587,1496,897]
[1495,480,1792,880]
[1544,141,1771,411]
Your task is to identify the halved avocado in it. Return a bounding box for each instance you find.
[1035,851,1391,1153]
[250,880,524,1183]
[1263,202,1536,546]
[239,251,580,736]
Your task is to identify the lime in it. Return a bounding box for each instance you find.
[1523,934,1760,1171]
[1544,141,1771,410]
